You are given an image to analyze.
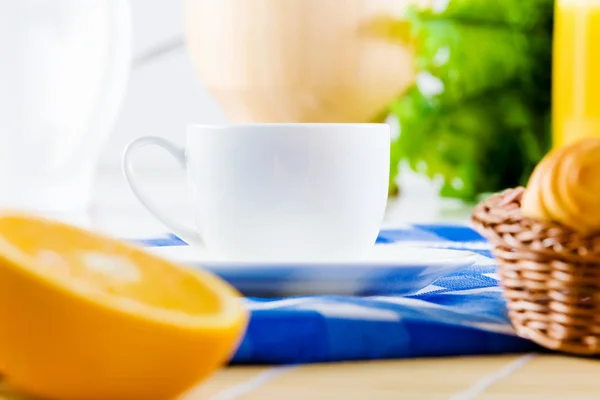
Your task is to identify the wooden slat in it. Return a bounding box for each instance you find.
[209,356,523,400]
[182,366,267,399]
[480,355,600,400]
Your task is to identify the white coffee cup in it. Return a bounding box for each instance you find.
[123,123,390,262]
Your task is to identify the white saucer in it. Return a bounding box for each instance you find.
[146,243,478,297]
[147,241,476,266]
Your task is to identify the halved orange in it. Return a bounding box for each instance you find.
[0,212,248,400]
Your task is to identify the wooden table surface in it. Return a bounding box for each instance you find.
[184,354,600,400]
[3,354,595,400]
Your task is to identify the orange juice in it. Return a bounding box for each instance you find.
[553,0,600,148]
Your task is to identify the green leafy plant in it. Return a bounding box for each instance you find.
[388,0,554,201]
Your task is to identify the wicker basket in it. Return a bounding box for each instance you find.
[472,186,600,355]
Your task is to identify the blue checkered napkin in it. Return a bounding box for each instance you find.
[138,225,540,364]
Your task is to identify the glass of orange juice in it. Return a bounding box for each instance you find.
[553,0,600,148]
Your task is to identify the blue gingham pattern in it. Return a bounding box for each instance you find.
[138,225,540,364]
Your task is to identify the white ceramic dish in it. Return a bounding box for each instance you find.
[146,243,478,297]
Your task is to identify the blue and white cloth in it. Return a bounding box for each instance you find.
[138,224,540,364]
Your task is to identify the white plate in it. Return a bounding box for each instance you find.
[147,242,476,266]
[146,243,478,297]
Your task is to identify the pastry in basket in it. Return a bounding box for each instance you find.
[472,137,600,355]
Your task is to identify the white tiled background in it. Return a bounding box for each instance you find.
[92,0,222,215]
[98,0,227,171]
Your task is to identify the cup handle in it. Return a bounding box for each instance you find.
[122,136,202,246]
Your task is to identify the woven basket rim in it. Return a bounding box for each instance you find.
[472,187,600,263]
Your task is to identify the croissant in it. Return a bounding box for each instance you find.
[522,138,600,235]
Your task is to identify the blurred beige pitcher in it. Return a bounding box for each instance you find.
[183,0,415,123]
